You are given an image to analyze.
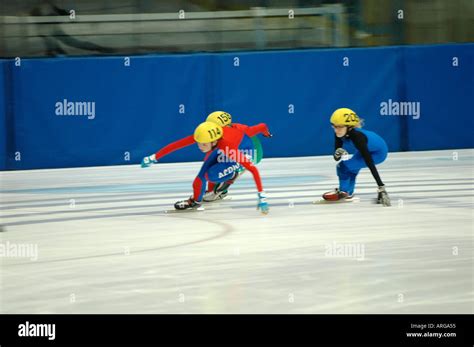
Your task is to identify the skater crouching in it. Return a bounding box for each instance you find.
[141,121,270,214]
[322,108,391,206]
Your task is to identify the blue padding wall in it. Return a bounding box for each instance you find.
[0,61,6,170]
[402,45,474,151]
[1,43,472,170]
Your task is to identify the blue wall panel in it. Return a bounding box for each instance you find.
[8,55,212,169]
[215,46,402,158]
[0,61,6,170]
[403,45,474,150]
[1,43,472,170]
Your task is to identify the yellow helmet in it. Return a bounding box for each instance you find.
[206,111,232,127]
[194,121,223,143]
[330,108,360,126]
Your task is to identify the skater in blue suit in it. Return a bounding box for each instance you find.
[322,108,391,206]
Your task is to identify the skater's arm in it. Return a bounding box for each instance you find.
[154,135,195,161]
[334,135,343,151]
[239,161,264,192]
[351,131,385,186]
[245,123,271,137]
[219,138,268,213]
[333,136,345,160]
[231,123,271,137]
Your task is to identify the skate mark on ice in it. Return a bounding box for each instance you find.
[4,215,234,267]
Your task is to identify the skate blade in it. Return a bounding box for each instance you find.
[202,195,232,203]
[373,198,391,206]
[312,197,360,204]
[164,206,205,214]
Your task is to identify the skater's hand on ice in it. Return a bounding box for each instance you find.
[257,191,269,214]
[263,130,273,138]
[334,148,348,161]
[377,186,391,207]
[141,155,158,168]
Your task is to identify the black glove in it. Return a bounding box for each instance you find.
[333,147,348,161]
[377,186,391,207]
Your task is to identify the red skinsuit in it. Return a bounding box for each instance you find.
[153,123,270,200]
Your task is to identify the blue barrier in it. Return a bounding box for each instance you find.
[402,45,474,151]
[0,43,472,170]
[0,61,6,169]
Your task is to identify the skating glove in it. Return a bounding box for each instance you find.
[141,154,158,168]
[257,191,269,214]
[377,186,391,207]
[334,148,348,161]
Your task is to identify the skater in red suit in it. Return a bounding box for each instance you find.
[201,111,272,201]
[141,116,271,214]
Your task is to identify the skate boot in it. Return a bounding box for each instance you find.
[203,171,241,202]
[322,188,353,201]
[174,197,202,210]
[203,189,228,202]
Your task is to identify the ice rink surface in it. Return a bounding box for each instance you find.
[1,149,473,314]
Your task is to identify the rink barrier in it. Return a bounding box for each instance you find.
[0,43,473,170]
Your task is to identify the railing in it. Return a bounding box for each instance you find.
[0,5,347,57]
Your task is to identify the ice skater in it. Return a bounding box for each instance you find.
[321,108,391,206]
[141,117,271,213]
[201,111,271,201]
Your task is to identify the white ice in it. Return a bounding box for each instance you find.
[0,149,473,313]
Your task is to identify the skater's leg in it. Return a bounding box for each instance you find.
[206,161,241,183]
[206,180,216,193]
[337,161,359,196]
[175,150,220,210]
[348,175,357,197]
[203,136,256,202]
[322,160,359,201]
[202,160,241,201]
[214,137,255,189]
[176,149,227,210]
[192,150,221,201]
[338,149,387,196]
